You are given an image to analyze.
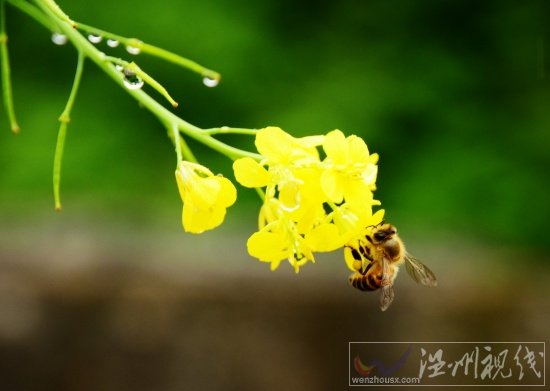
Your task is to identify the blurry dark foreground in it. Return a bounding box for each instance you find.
[0,220,548,391]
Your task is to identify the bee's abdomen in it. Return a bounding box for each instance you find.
[349,273,380,291]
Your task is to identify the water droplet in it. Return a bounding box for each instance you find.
[115,64,124,72]
[87,34,103,44]
[126,45,141,55]
[51,32,68,46]
[106,39,119,48]
[124,79,143,90]
[123,77,144,90]
[122,71,144,90]
[123,68,136,77]
[202,77,219,88]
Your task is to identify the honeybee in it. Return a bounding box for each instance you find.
[345,222,437,311]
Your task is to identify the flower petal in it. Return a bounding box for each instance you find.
[233,157,270,188]
[188,176,221,209]
[255,127,293,161]
[305,223,345,252]
[278,180,300,212]
[348,135,370,164]
[216,176,237,207]
[247,231,288,263]
[344,179,374,211]
[320,169,344,203]
[323,129,347,165]
[182,202,226,233]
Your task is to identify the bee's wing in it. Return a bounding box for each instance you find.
[379,256,395,311]
[380,284,395,311]
[404,254,438,287]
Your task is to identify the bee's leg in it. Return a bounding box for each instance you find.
[366,261,383,286]
[345,246,365,274]
[358,243,373,261]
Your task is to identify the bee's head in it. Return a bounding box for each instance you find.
[372,223,397,243]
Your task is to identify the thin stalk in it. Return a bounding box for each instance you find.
[53,51,85,211]
[178,135,198,163]
[255,187,265,201]
[106,57,178,107]
[171,123,183,163]
[38,0,76,27]
[76,22,220,81]
[6,0,56,31]
[0,0,19,133]
[203,127,258,136]
[126,62,178,108]
[165,120,212,163]
[33,0,262,161]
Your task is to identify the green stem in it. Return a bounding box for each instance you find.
[53,121,67,210]
[38,0,76,27]
[76,22,220,81]
[172,123,183,163]
[6,0,56,31]
[53,50,85,211]
[31,0,261,162]
[0,0,19,133]
[105,57,178,107]
[203,127,258,136]
[139,41,220,81]
[165,126,201,164]
[255,187,265,201]
[126,61,178,108]
[179,135,198,163]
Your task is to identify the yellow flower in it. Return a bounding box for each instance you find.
[321,129,379,211]
[232,126,383,273]
[175,161,236,233]
[247,198,315,272]
[233,127,324,212]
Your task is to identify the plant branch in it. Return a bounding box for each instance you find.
[203,127,259,136]
[53,50,85,211]
[6,0,56,31]
[76,22,220,81]
[30,0,262,161]
[0,0,19,133]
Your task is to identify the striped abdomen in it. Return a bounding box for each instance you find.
[349,261,382,291]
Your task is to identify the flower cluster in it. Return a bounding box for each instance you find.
[233,127,384,272]
[4,0,387,275]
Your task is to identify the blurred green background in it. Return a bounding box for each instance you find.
[0,0,548,390]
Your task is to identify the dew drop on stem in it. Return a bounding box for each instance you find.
[51,32,68,46]
[88,34,103,44]
[126,45,141,55]
[123,77,144,90]
[122,69,144,90]
[106,39,119,48]
[202,77,219,88]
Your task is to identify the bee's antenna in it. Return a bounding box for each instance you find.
[366,220,386,230]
